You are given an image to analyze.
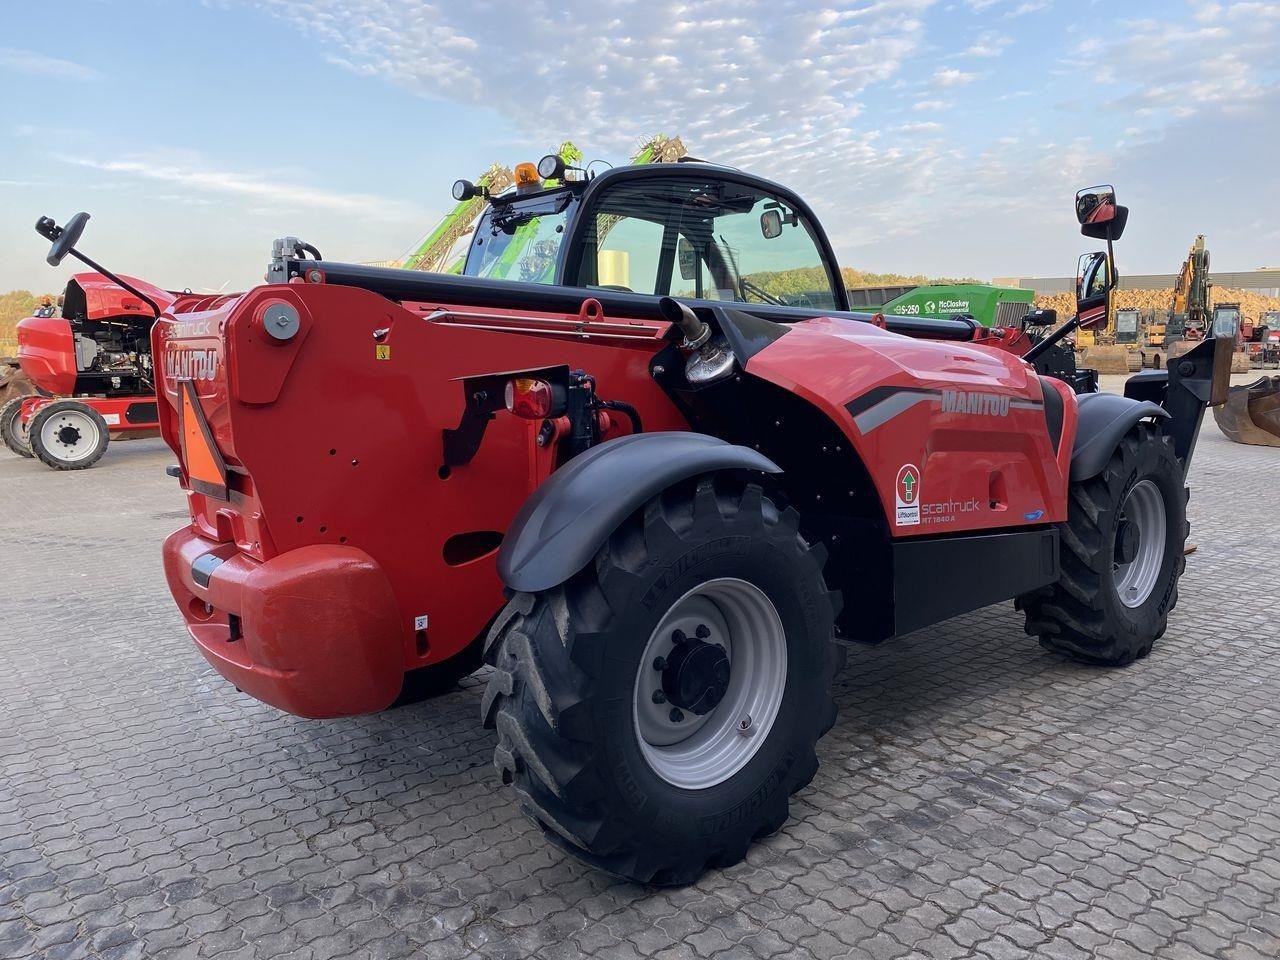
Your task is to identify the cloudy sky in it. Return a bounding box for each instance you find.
[1,0,1277,294]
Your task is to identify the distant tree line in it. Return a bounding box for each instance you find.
[0,290,51,355]
[746,266,980,298]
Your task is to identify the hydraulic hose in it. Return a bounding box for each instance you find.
[598,399,643,435]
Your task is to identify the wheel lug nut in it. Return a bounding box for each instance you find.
[669,707,684,722]
[653,656,666,671]
[652,689,667,704]
[672,629,686,644]
[695,624,710,639]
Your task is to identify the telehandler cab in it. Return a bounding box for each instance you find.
[38,163,1231,884]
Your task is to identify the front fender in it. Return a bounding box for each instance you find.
[498,432,781,593]
[1071,392,1169,481]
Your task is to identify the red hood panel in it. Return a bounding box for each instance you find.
[748,315,1075,537]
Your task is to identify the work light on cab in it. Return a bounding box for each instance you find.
[537,154,566,181]
[452,179,484,202]
[504,377,559,419]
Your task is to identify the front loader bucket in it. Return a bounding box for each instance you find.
[1077,345,1134,375]
[1213,377,1280,447]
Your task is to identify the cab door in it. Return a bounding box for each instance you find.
[567,172,843,311]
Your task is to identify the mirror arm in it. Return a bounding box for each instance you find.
[64,247,162,319]
[1106,232,1117,310]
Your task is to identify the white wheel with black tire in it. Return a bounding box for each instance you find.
[29,400,111,470]
[482,477,843,884]
[0,396,35,458]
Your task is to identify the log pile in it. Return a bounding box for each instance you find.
[1035,287,1280,320]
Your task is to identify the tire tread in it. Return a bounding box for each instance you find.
[482,478,840,883]
[1019,425,1188,665]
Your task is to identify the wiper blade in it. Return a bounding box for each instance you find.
[742,278,785,306]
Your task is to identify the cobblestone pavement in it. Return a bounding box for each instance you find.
[2,388,1279,960]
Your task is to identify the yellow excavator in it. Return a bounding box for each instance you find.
[1166,235,1213,353]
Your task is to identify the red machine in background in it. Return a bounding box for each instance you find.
[2,215,223,470]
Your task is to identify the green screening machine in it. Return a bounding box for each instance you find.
[848,282,1035,328]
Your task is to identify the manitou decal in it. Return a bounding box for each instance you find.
[895,464,921,526]
[164,347,218,381]
[846,386,1042,434]
[941,389,1011,417]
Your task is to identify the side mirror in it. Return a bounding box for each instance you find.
[1076,251,1110,328]
[760,209,782,239]
[37,211,90,267]
[1076,184,1129,241]
[677,237,697,281]
[1075,185,1115,226]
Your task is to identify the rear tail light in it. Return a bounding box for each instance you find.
[505,378,554,419]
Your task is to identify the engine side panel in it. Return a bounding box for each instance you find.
[747,316,1075,537]
[15,316,77,395]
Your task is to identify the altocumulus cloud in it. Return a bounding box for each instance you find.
[0,47,101,81]
[238,0,1280,268]
[251,0,997,247]
[255,0,934,175]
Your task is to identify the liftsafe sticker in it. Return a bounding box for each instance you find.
[895,464,921,526]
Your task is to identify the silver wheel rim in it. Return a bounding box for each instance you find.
[632,578,787,790]
[1113,479,1167,608]
[39,409,101,463]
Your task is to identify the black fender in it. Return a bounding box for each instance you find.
[498,431,782,593]
[1071,392,1169,481]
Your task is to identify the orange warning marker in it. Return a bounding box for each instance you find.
[178,380,229,499]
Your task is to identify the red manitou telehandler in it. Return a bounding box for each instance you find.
[39,161,1231,883]
[4,215,223,470]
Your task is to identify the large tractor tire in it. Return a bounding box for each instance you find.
[29,400,111,470]
[1,396,36,458]
[1018,424,1188,665]
[482,479,842,884]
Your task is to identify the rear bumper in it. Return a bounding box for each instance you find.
[163,526,404,718]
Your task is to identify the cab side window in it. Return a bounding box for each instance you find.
[592,214,665,293]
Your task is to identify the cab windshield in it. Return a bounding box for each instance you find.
[1213,308,1240,338]
[463,191,573,284]
[575,177,840,308]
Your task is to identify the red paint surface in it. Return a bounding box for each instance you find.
[155,282,1077,718]
[16,316,77,395]
[17,395,160,435]
[67,273,181,321]
[155,284,687,717]
[748,317,1074,535]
